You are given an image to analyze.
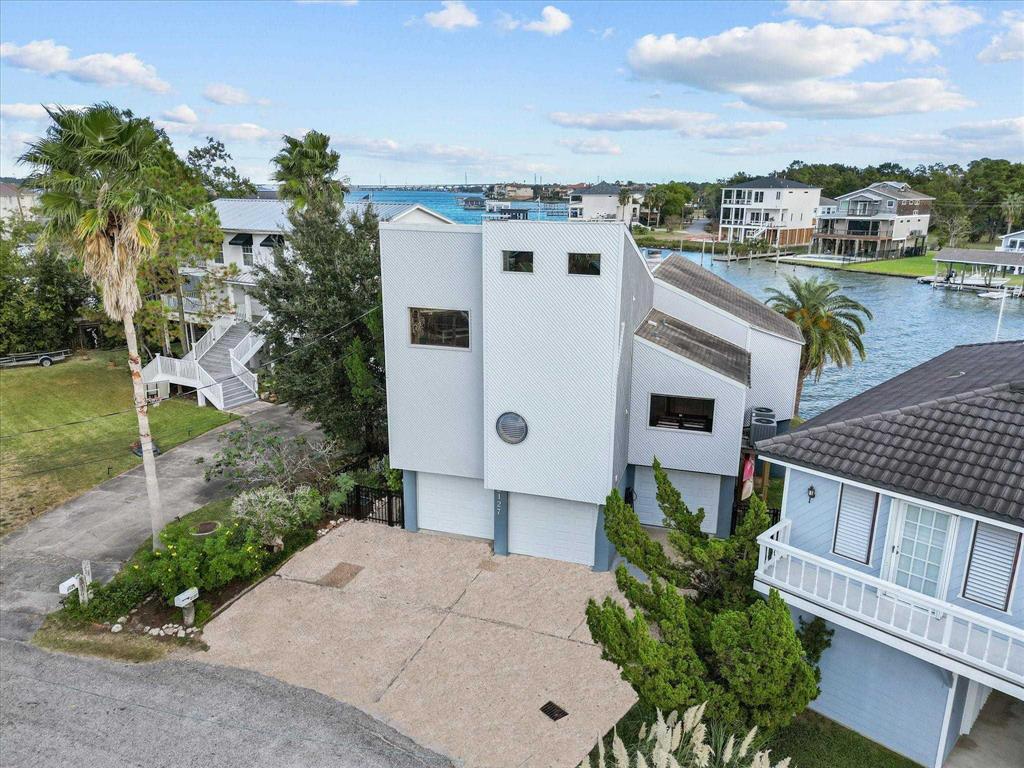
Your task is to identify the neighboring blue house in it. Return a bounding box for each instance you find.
[756,340,1024,768]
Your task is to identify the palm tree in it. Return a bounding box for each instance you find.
[1001,193,1023,235]
[21,104,168,549]
[272,130,347,210]
[765,275,873,416]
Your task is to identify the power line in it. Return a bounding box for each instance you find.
[0,305,381,440]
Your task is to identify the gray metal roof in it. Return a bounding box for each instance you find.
[729,177,818,190]
[210,198,431,232]
[933,249,1024,268]
[654,255,804,343]
[818,196,838,206]
[578,181,625,195]
[757,341,1024,523]
[838,182,934,202]
[635,309,751,385]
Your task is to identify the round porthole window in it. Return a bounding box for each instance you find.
[496,412,528,444]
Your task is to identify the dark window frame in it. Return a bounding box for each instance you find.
[831,484,879,565]
[408,307,471,350]
[568,252,601,276]
[648,394,715,433]
[502,250,534,273]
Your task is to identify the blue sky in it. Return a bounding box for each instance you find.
[1,0,1022,184]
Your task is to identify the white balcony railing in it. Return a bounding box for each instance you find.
[188,315,235,362]
[141,355,200,385]
[756,519,1024,689]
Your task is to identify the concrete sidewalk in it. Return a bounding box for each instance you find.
[0,401,318,641]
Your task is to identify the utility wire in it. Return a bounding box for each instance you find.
[0,305,380,440]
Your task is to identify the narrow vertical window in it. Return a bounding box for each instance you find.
[962,523,1020,611]
[832,485,877,564]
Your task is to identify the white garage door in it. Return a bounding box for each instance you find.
[417,472,493,540]
[508,493,597,566]
[633,466,721,533]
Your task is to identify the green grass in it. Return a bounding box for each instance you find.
[784,251,1024,286]
[596,701,920,768]
[0,349,235,535]
[32,611,168,663]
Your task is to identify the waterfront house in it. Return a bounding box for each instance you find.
[0,181,39,222]
[568,181,642,223]
[997,229,1024,253]
[379,216,802,567]
[754,340,1024,767]
[813,181,932,260]
[141,197,450,411]
[717,177,820,248]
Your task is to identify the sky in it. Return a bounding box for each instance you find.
[1,0,1022,185]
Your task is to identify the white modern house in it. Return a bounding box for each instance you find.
[813,181,932,259]
[718,178,820,247]
[0,181,39,221]
[380,215,802,569]
[569,182,641,223]
[997,229,1024,252]
[755,341,1024,767]
[142,197,450,411]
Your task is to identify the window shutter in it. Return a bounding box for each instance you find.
[963,523,1020,611]
[833,485,877,563]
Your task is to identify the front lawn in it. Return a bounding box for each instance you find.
[844,253,937,277]
[0,349,235,535]
[593,701,920,768]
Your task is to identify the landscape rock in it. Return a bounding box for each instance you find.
[111,624,122,633]
[149,628,161,636]
[117,616,127,624]
[177,630,186,638]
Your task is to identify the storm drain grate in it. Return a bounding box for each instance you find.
[540,701,568,721]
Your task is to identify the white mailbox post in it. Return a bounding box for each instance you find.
[174,587,199,627]
[58,576,80,596]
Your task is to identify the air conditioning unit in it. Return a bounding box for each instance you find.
[749,417,777,445]
[745,406,775,426]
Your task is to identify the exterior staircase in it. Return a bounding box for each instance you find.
[142,317,265,412]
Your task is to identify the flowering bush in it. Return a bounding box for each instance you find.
[231,484,323,547]
[583,703,790,768]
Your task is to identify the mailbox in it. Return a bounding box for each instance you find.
[58,576,79,595]
[174,587,199,607]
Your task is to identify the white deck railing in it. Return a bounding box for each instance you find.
[756,519,1024,688]
[228,329,264,397]
[141,355,201,385]
[195,365,224,410]
[189,316,235,362]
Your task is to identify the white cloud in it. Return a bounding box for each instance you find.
[501,5,571,36]
[681,121,788,139]
[907,38,940,62]
[0,102,85,121]
[941,115,1024,142]
[978,15,1024,63]
[0,39,169,92]
[339,135,555,175]
[628,22,909,88]
[294,1,358,5]
[156,119,274,143]
[161,104,198,124]
[550,108,715,130]
[423,1,479,30]
[589,27,614,40]
[785,1,983,37]
[202,82,269,106]
[558,136,622,155]
[732,77,972,118]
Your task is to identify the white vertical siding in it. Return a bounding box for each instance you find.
[627,339,746,477]
[747,328,801,421]
[380,224,484,479]
[612,235,655,488]
[482,221,626,504]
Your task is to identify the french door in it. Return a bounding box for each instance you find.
[888,503,954,598]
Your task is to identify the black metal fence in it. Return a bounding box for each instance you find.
[730,499,781,535]
[338,484,404,527]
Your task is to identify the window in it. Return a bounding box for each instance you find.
[832,485,878,564]
[409,308,470,348]
[502,250,534,273]
[568,252,601,275]
[887,200,895,207]
[754,191,764,203]
[648,395,714,432]
[962,522,1020,611]
[242,244,254,267]
[213,248,224,265]
[776,191,781,200]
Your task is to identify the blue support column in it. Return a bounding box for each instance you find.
[593,505,615,572]
[402,469,418,532]
[493,490,509,556]
[717,474,736,538]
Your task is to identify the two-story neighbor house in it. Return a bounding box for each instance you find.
[998,229,1024,253]
[754,340,1024,768]
[142,197,450,411]
[813,181,932,260]
[379,215,802,568]
[569,182,641,223]
[718,177,821,247]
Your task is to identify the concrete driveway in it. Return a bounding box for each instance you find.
[202,523,637,768]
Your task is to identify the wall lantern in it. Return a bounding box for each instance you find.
[807,485,816,503]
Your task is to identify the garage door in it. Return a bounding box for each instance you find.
[633,466,721,533]
[508,493,596,566]
[417,472,493,540]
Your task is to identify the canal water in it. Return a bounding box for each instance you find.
[353,188,1024,419]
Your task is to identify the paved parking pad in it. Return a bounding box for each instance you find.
[202,522,637,768]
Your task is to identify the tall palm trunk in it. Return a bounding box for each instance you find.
[118,239,164,550]
[793,372,806,418]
